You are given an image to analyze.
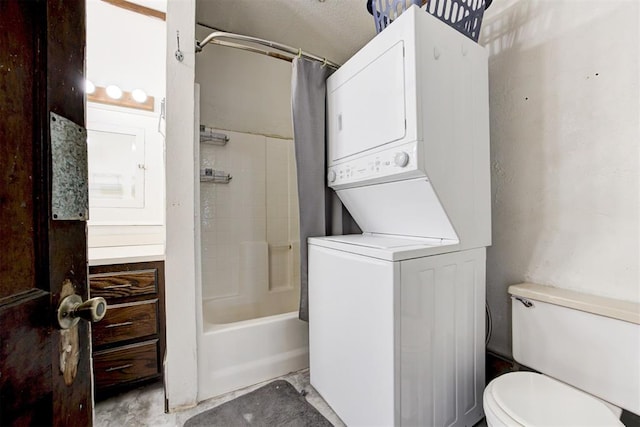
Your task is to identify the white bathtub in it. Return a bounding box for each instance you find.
[197,304,309,401]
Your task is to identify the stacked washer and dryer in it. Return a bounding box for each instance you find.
[309,6,490,427]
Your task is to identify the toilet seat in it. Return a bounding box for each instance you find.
[484,372,623,426]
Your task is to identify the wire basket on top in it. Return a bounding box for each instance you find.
[369,0,487,42]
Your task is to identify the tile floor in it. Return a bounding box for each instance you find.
[95,368,488,426]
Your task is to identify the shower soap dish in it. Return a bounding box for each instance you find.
[200,126,229,146]
[200,168,232,184]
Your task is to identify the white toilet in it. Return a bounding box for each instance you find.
[483,283,640,426]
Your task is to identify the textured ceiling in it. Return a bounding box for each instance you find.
[196,0,377,65]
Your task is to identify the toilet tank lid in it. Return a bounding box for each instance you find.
[509,283,640,325]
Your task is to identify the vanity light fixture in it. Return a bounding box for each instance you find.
[85,79,96,95]
[131,89,148,103]
[87,84,155,112]
[105,85,123,99]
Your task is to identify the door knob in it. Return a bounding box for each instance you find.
[57,294,107,329]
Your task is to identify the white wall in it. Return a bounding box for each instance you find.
[86,0,166,257]
[165,0,198,411]
[195,26,293,139]
[480,0,640,357]
[87,0,166,95]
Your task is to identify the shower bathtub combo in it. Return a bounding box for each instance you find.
[195,128,308,400]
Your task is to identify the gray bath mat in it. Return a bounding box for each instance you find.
[183,380,333,427]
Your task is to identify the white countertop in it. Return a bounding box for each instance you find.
[88,245,165,266]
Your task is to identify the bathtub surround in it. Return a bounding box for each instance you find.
[199,129,300,313]
[291,57,359,321]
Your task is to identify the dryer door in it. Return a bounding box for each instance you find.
[327,41,408,163]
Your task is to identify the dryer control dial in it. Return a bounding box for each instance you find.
[394,152,410,167]
[327,141,419,188]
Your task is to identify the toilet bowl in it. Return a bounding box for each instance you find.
[483,372,622,427]
[482,283,640,426]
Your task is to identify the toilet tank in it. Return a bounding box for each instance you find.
[509,283,640,416]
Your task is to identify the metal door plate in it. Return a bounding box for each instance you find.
[50,112,89,221]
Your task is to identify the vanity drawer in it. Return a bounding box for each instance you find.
[92,300,158,346]
[93,340,159,390]
[90,269,157,301]
[89,260,165,398]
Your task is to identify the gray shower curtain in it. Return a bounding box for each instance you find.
[291,57,359,322]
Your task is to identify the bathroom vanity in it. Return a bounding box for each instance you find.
[89,259,165,398]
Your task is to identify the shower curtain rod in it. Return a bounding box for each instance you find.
[195,30,341,70]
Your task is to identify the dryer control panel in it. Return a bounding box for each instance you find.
[327,141,423,189]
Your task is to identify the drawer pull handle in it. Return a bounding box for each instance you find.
[105,364,133,372]
[105,321,134,329]
[104,283,133,289]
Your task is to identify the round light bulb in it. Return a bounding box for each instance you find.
[131,89,148,103]
[85,79,96,95]
[105,85,123,100]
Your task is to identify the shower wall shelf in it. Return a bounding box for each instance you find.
[200,168,232,184]
[200,125,229,146]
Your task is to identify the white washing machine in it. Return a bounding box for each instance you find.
[309,5,490,427]
[309,236,486,426]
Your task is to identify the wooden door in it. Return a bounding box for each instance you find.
[0,1,91,425]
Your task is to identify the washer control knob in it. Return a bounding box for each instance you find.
[394,152,410,167]
[328,170,337,183]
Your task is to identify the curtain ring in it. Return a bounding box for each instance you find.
[297,48,302,58]
[322,58,328,68]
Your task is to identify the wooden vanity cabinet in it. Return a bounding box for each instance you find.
[89,260,165,398]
